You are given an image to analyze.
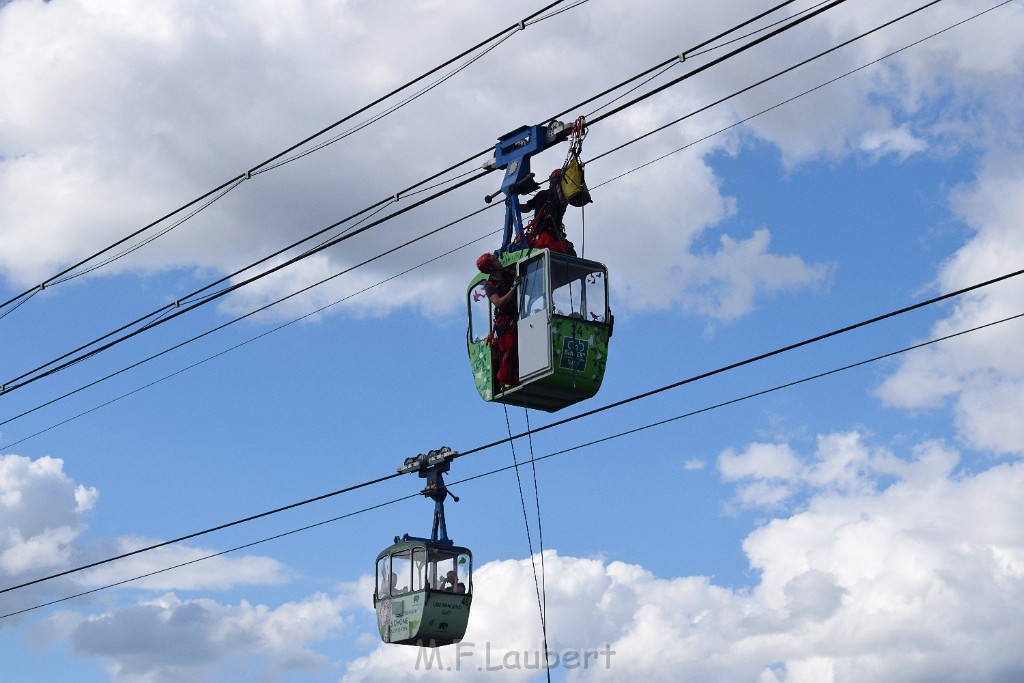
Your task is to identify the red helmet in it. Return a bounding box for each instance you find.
[477,253,495,272]
[550,168,563,177]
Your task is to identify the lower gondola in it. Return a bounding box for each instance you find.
[374,535,473,647]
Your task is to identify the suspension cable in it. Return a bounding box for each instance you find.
[0,0,573,317]
[0,217,503,436]
[0,0,1013,622]
[5,306,1023,618]
[549,0,802,122]
[0,169,490,396]
[0,0,852,398]
[2,265,1021,597]
[2,0,994,426]
[588,0,955,165]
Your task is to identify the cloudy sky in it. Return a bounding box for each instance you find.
[2,0,1024,681]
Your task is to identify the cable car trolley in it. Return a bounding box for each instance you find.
[468,118,612,412]
[374,447,473,647]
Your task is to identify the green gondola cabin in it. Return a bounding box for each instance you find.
[468,119,611,412]
[374,449,472,648]
[374,536,473,647]
[468,247,612,412]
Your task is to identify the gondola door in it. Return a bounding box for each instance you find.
[516,251,552,383]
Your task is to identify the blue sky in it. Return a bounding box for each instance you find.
[2,1,1024,681]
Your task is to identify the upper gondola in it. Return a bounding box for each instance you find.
[467,118,612,412]
[468,247,611,411]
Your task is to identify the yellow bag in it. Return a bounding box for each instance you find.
[560,155,592,207]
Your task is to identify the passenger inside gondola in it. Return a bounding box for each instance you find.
[434,553,471,595]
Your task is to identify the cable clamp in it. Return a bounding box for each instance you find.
[398,446,458,474]
[518,19,526,30]
[38,282,46,291]
[394,192,401,202]
[678,51,687,63]
[245,169,252,180]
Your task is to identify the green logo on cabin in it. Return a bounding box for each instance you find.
[559,337,589,372]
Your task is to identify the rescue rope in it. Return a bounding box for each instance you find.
[524,408,552,679]
[581,202,586,259]
[502,404,553,681]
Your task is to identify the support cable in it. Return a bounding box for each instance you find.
[0,0,572,317]
[0,224,503,448]
[2,266,1022,597]
[5,307,1023,619]
[1,0,996,421]
[532,0,592,22]
[47,179,247,287]
[592,2,1013,186]
[0,204,500,428]
[585,0,830,119]
[588,0,962,165]
[0,0,846,396]
[0,169,490,397]
[587,0,893,128]
[0,0,812,328]
[683,0,835,60]
[548,0,801,122]
[0,288,39,322]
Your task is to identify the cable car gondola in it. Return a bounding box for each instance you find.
[467,119,612,412]
[374,448,473,647]
[468,247,611,411]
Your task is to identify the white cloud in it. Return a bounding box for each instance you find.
[716,432,902,509]
[719,442,803,481]
[6,435,1021,683]
[610,221,833,319]
[0,454,95,576]
[0,453,305,633]
[718,442,803,508]
[858,124,927,159]
[78,537,291,592]
[678,229,834,321]
[0,0,856,323]
[336,458,1024,682]
[733,0,1024,166]
[332,435,1024,683]
[65,590,353,683]
[877,161,1024,454]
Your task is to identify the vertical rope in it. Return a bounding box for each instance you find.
[581,202,586,258]
[502,405,552,681]
[524,408,551,677]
